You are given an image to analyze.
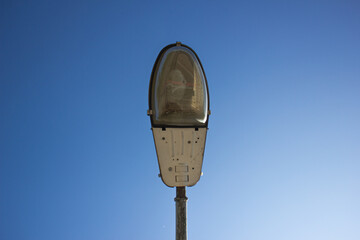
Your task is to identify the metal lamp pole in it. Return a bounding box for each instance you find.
[148,42,210,240]
[175,187,187,240]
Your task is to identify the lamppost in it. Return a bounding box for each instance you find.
[148,42,210,240]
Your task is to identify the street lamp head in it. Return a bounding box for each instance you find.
[149,42,210,128]
[148,42,210,187]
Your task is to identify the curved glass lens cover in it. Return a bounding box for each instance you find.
[151,46,208,127]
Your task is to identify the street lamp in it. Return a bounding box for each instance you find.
[148,42,210,240]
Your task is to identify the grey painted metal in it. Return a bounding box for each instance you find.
[175,187,187,240]
[152,127,207,187]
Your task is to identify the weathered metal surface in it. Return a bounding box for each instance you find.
[152,127,207,187]
[175,187,187,240]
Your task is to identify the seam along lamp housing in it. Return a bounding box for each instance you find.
[148,42,210,187]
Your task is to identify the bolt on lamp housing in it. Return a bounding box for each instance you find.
[148,42,210,187]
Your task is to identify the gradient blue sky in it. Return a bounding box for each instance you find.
[1,1,360,240]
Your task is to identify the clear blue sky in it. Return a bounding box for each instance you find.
[1,1,359,239]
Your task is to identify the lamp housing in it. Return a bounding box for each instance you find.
[148,42,210,187]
